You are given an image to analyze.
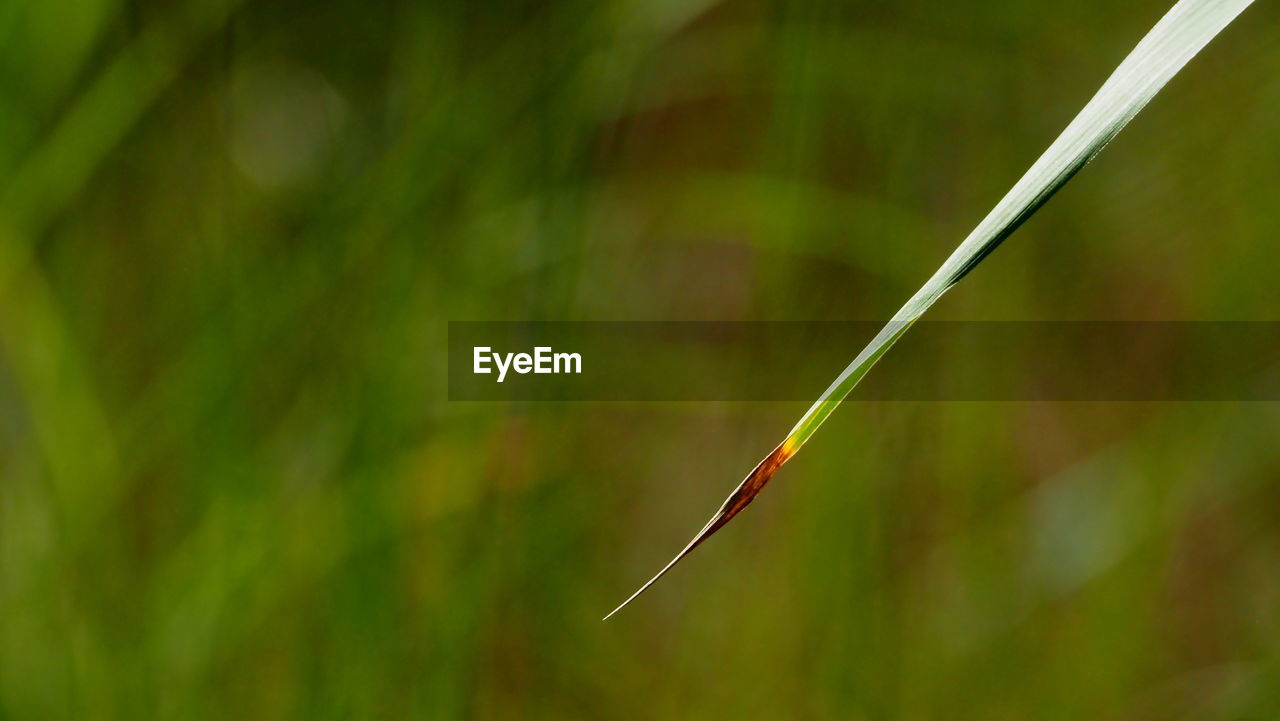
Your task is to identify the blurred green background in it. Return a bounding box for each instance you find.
[2,0,1279,718]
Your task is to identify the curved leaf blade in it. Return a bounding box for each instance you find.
[606,0,1255,620]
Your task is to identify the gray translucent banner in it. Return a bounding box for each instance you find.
[448,322,1280,401]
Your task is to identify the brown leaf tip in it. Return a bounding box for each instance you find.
[602,438,798,620]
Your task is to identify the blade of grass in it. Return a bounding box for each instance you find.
[605,0,1256,620]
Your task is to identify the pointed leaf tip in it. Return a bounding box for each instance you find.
[603,441,794,619]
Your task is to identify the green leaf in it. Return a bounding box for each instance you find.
[605,0,1256,620]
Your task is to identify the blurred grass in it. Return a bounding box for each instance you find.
[1,0,1279,718]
